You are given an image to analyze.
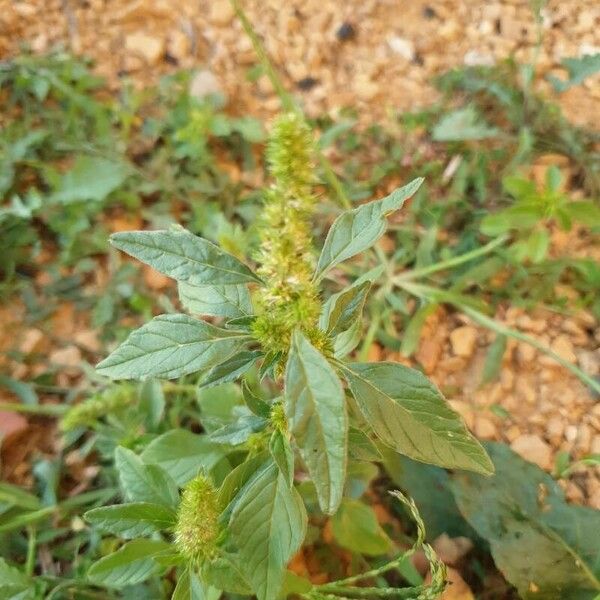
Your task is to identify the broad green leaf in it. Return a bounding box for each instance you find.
[139,378,165,429]
[202,555,253,595]
[347,428,382,462]
[87,539,170,587]
[548,52,600,92]
[285,330,347,514]
[209,415,267,445]
[200,351,261,388]
[84,503,176,539]
[0,558,32,596]
[178,282,253,318]
[314,178,423,280]
[141,430,225,486]
[432,106,499,141]
[173,567,220,600]
[561,201,600,227]
[218,454,267,515]
[110,228,260,286]
[451,443,600,597]
[50,156,128,204]
[343,362,493,475]
[229,462,307,600]
[96,314,249,380]
[331,498,392,556]
[269,430,294,487]
[115,446,178,508]
[0,483,41,512]
[319,280,371,336]
[242,381,271,418]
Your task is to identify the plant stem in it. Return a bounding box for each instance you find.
[0,402,67,416]
[26,526,36,577]
[358,309,382,362]
[393,235,508,283]
[399,282,600,394]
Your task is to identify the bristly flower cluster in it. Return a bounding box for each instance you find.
[252,113,329,355]
[174,474,221,564]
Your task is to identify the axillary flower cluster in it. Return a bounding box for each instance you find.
[251,112,331,356]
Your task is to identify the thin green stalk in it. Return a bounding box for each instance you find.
[0,402,67,416]
[26,526,36,577]
[393,235,508,283]
[358,309,382,362]
[398,281,600,394]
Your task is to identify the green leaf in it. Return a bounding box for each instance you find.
[173,567,220,600]
[330,498,392,556]
[141,430,225,486]
[87,539,170,587]
[451,442,600,597]
[218,454,267,515]
[50,156,128,204]
[229,462,307,600]
[561,201,600,227]
[242,381,271,418]
[115,446,179,508]
[343,362,494,475]
[139,379,165,429]
[110,227,261,286]
[209,415,267,445]
[200,351,261,388]
[548,52,600,92]
[0,483,41,512]
[320,280,371,336]
[347,428,382,462]
[480,334,507,385]
[285,330,347,514]
[314,178,423,280]
[96,314,249,380]
[269,430,294,487]
[84,503,176,538]
[432,106,499,141]
[178,282,253,318]
[0,558,32,596]
[202,555,253,595]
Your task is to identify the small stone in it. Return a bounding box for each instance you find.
[73,330,101,353]
[210,0,235,26]
[516,342,537,365]
[432,534,473,566]
[190,70,224,101]
[475,417,497,440]
[578,350,600,376]
[439,567,475,600]
[19,328,44,354]
[511,434,553,470]
[125,32,164,65]
[422,6,437,19]
[143,265,171,291]
[591,434,600,455]
[297,77,319,91]
[50,346,82,369]
[167,30,190,62]
[565,425,578,443]
[336,22,356,41]
[355,76,378,102]
[550,335,577,364]
[448,400,475,429]
[463,50,495,67]
[546,416,565,443]
[450,326,478,358]
[387,36,415,61]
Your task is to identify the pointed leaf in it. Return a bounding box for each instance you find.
[314,178,423,280]
[229,462,307,600]
[269,430,294,487]
[141,430,225,486]
[110,228,261,285]
[173,567,220,600]
[84,503,176,539]
[87,539,170,587]
[285,330,347,514]
[97,314,249,380]
[178,282,253,318]
[343,362,493,475]
[115,446,179,508]
[319,280,371,336]
[331,499,393,556]
[200,351,262,388]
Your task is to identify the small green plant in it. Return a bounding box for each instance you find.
[85,113,493,599]
[480,166,600,263]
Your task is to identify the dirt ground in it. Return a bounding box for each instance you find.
[1,0,600,507]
